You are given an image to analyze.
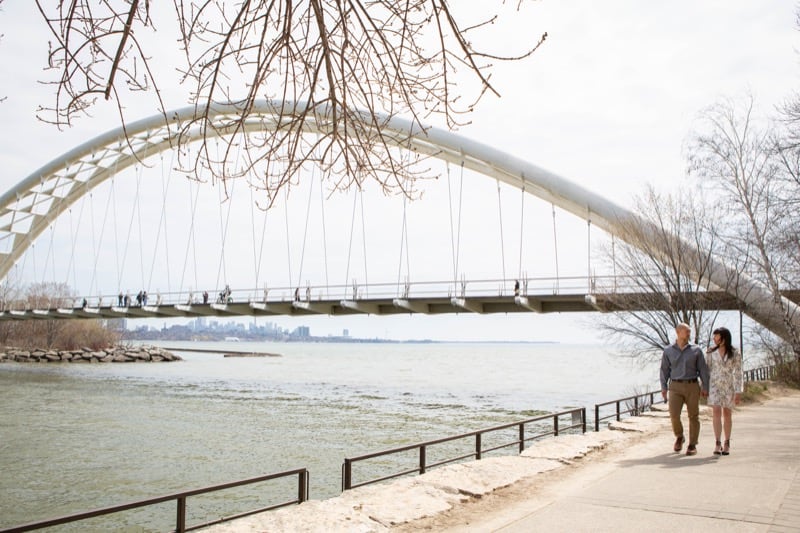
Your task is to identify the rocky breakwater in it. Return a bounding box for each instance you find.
[0,345,181,363]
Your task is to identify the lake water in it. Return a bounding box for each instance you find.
[0,341,657,531]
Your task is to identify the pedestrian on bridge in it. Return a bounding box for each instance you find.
[660,323,710,456]
[705,327,743,456]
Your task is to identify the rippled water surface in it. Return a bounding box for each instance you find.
[0,341,656,531]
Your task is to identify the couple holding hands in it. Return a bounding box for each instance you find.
[660,324,743,456]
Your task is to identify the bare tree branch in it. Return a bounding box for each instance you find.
[29,1,545,200]
[687,95,800,365]
[596,186,727,363]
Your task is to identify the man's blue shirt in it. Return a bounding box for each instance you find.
[660,341,710,392]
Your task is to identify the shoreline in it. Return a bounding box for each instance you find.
[200,403,674,532]
[201,385,798,532]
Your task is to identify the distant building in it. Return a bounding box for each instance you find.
[342,329,349,338]
[292,326,310,338]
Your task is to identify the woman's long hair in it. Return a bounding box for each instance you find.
[713,327,735,361]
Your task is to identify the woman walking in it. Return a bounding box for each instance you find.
[706,327,744,455]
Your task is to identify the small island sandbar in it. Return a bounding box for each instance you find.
[223,352,282,358]
[160,346,282,357]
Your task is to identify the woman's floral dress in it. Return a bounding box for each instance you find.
[706,347,743,409]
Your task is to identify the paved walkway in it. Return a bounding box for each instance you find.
[441,390,800,533]
[203,389,800,532]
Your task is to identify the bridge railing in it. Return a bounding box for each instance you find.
[0,468,309,533]
[34,273,659,311]
[341,407,586,491]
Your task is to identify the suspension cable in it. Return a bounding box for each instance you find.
[344,188,358,298]
[396,139,412,294]
[446,162,465,286]
[296,165,315,287]
[319,168,330,297]
[250,183,258,297]
[360,189,369,297]
[111,176,121,292]
[136,164,146,293]
[30,242,36,288]
[88,178,115,299]
[215,176,236,294]
[44,224,55,285]
[66,182,89,294]
[284,186,293,292]
[455,163,464,285]
[396,194,409,293]
[496,178,507,283]
[146,152,172,295]
[446,162,456,281]
[88,190,98,296]
[552,204,560,291]
[64,205,81,294]
[587,216,592,291]
[41,181,71,289]
[518,185,525,279]
[178,172,202,300]
[253,184,271,297]
[119,154,146,299]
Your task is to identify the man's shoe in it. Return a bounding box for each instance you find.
[686,444,697,456]
[673,435,685,452]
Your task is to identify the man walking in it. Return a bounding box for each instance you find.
[660,323,710,456]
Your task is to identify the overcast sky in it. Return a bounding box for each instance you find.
[0,1,798,343]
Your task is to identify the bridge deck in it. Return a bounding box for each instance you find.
[4,291,795,321]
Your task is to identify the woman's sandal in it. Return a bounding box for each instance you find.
[713,440,722,455]
[721,439,730,455]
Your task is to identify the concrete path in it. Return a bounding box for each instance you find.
[202,389,800,532]
[438,390,800,533]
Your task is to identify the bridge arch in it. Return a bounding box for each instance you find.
[1,99,797,340]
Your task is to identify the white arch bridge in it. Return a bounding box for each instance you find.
[1,100,798,340]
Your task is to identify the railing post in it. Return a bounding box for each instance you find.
[343,459,352,491]
[419,445,427,474]
[553,414,559,437]
[176,496,186,533]
[299,469,308,502]
[616,401,621,421]
[476,433,482,460]
[634,396,639,416]
[519,423,525,453]
[594,404,599,432]
[582,408,586,433]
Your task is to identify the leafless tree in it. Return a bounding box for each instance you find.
[30,1,545,203]
[0,281,119,349]
[596,186,728,363]
[686,95,800,366]
[21,281,74,347]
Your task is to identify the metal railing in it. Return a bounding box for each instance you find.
[744,364,776,382]
[594,364,780,432]
[9,273,632,312]
[593,390,664,432]
[0,468,309,533]
[342,407,586,491]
